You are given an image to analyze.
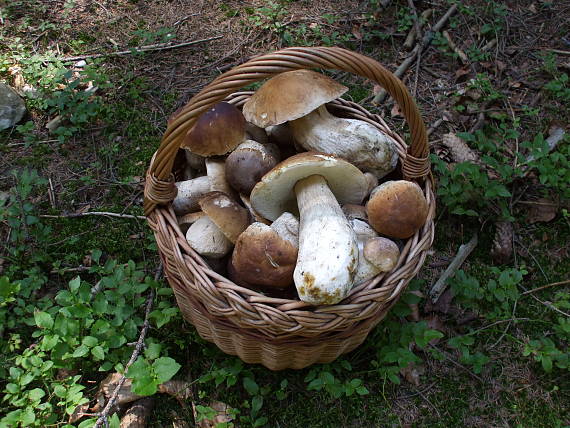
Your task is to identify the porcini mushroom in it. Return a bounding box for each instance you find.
[363,237,400,272]
[198,191,251,243]
[242,69,398,178]
[350,219,379,285]
[186,216,232,258]
[182,102,245,156]
[366,180,429,239]
[172,176,210,215]
[230,213,299,289]
[250,152,368,305]
[225,140,279,195]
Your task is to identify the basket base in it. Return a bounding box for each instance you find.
[183,302,373,370]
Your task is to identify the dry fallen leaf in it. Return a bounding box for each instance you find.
[490,221,513,264]
[400,363,424,386]
[442,133,480,163]
[120,397,154,428]
[526,199,558,224]
[193,400,235,428]
[351,24,362,40]
[391,103,403,118]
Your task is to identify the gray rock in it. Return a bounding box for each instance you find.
[0,82,26,130]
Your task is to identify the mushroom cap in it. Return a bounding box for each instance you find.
[363,237,400,272]
[242,70,348,128]
[230,222,298,289]
[250,152,368,221]
[185,216,232,258]
[181,102,245,156]
[366,180,429,239]
[198,191,250,243]
[225,140,278,195]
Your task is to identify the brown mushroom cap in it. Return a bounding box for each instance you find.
[225,140,279,195]
[242,70,347,128]
[181,102,245,156]
[366,180,429,239]
[198,191,250,243]
[250,152,368,221]
[363,237,400,272]
[230,222,298,289]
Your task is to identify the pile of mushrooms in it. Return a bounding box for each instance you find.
[171,70,428,306]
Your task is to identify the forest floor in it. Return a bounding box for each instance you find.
[1,0,569,427]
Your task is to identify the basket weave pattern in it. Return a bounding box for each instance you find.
[144,47,435,370]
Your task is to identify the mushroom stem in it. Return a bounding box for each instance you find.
[293,174,358,305]
[290,105,398,178]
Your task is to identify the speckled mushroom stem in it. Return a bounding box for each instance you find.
[293,174,358,305]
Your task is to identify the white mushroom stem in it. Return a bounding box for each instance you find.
[185,216,232,258]
[205,158,234,197]
[172,176,211,215]
[293,175,358,305]
[290,105,398,178]
[350,219,381,285]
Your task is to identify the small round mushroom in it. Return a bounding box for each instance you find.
[363,237,400,272]
[225,140,279,195]
[185,216,232,258]
[182,102,245,156]
[230,215,299,289]
[242,69,398,178]
[250,152,369,305]
[178,211,207,234]
[198,192,251,243]
[366,180,429,239]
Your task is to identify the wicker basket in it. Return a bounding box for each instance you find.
[143,47,435,370]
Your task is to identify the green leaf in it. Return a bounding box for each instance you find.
[243,377,259,396]
[127,357,151,379]
[69,276,81,293]
[356,386,369,395]
[251,395,263,414]
[34,311,54,329]
[41,334,60,351]
[144,343,162,360]
[108,412,121,428]
[91,345,105,361]
[72,345,90,358]
[54,384,67,398]
[28,388,45,402]
[131,375,158,396]
[152,357,181,384]
[82,336,98,347]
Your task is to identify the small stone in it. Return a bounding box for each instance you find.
[0,82,27,130]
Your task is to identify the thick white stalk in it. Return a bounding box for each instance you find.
[290,106,398,178]
[293,175,358,305]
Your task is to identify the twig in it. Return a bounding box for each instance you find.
[429,234,478,304]
[40,211,146,220]
[542,48,570,55]
[524,126,565,168]
[58,36,222,62]
[404,9,433,50]
[94,264,162,427]
[521,279,570,295]
[427,118,444,137]
[372,4,458,105]
[442,30,468,64]
[429,344,485,383]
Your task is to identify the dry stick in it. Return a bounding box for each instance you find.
[59,36,223,62]
[40,211,146,220]
[522,279,570,296]
[429,233,478,304]
[372,4,458,105]
[442,30,468,64]
[427,118,443,137]
[94,265,162,428]
[404,9,433,50]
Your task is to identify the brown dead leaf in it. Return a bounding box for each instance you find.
[120,397,154,428]
[442,133,480,163]
[69,402,91,424]
[158,380,193,402]
[372,84,382,95]
[193,400,235,428]
[391,103,403,118]
[351,24,362,40]
[527,199,558,224]
[455,67,471,82]
[400,363,424,386]
[491,221,513,264]
[83,254,92,267]
[76,204,91,215]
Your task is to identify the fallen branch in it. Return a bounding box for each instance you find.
[522,279,570,296]
[94,264,161,428]
[41,211,146,220]
[59,36,223,62]
[372,4,458,105]
[442,30,468,64]
[404,9,433,50]
[429,233,478,304]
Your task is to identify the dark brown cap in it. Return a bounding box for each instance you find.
[182,102,245,156]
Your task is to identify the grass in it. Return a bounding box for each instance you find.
[1,0,569,427]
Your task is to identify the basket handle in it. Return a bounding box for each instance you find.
[144,46,429,215]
